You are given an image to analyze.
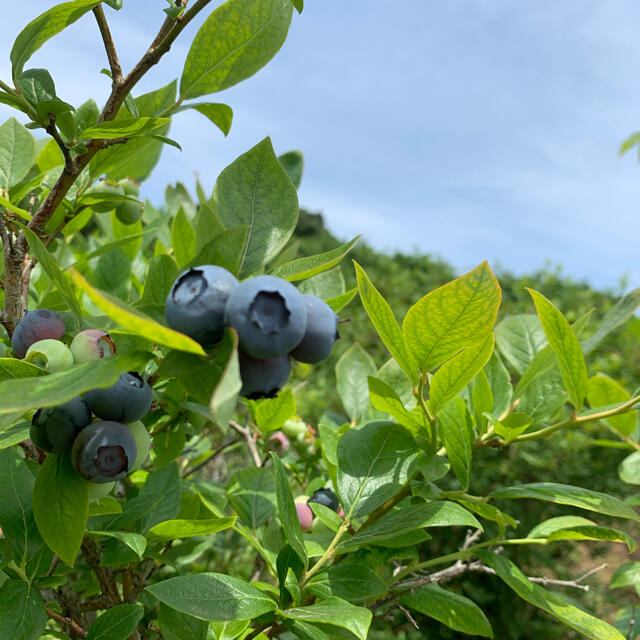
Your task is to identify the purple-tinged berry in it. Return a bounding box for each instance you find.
[11,309,65,359]
[70,330,116,363]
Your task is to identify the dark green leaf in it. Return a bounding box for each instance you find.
[158,603,209,640]
[0,579,47,640]
[87,604,144,640]
[278,150,303,188]
[335,344,376,422]
[142,254,180,305]
[227,467,277,528]
[191,226,250,277]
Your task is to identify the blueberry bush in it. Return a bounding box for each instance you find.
[0,2,639,639]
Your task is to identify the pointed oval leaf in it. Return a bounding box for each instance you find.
[87,604,144,640]
[0,118,36,190]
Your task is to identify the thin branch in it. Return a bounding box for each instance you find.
[397,604,419,629]
[45,117,73,167]
[45,607,87,639]
[80,537,122,606]
[229,420,262,467]
[182,438,241,477]
[93,5,123,84]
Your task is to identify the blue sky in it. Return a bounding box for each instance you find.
[2,1,640,289]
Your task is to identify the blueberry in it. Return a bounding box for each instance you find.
[281,418,307,439]
[115,199,143,225]
[118,177,140,197]
[85,371,152,423]
[124,420,152,471]
[294,497,313,532]
[11,309,65,359]
[25,339,74,372]
[71,421,137,483]
[30,396,92,453]
[165,265,238,348]
[266,430,290,455]
[70,330,116,363]
[239,351,291,399]
[225,275,307,359]
[308,488,340,512]
[86,179,125,212]
[290,295,339,364]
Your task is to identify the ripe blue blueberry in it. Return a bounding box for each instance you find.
[239,351,291,399]
[30,396,92,453]
[225,275,307,359]
[85,371,152,423]
[308,488,340,512]
[290,295,339,364]
[11,309,66,359]
[71,421,137,483]
[165,265,238,348]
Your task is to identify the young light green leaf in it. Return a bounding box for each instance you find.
[146,573,277,621]
[180,0,293,99]
[280,596,372,640]
[438,396,473,490]
[472,369,493,430]
[337,421,419,519]
[271,237,360,281]
[148,517,236,540]
[227,467,277,529]
[171,207,197,267]
[354,261,415,382]
[545,525,636,552]
[325,287,358,313]
[401,584,493,638]
[491,482,640,522]
[33,454,88,566]
[0,580,47,640]
[271,453,307,565]
[0,352,148,413]
[0,424,31,450]
[254,388,296,433]
[619,451,640,486]
[587,373,636,436]
[403,261,501,374]
[430,333,495,413]
[335,343,377,422]
[610,562,640,589]
[493,412,532,443]
[213,137,299,277]
[527,289,588,409]
[79,117,170,140]
[368,376,425,436]
[87,604,144,640]
[477,551,625,640]
[0,194,30,220]
[495,314,546,375]
[70,269,205,355]
[11,0,100,82]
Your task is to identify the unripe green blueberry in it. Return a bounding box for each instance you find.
[115,199,143,225]
[70,330,116,363]
[119,177,140,197]
[87,481,115,502]
[86,179,125,212]
[124,420,152,470]
[25,339,74,372]
[282,418,307,439]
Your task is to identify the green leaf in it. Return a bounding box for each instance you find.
[19,224,82,325]
[401,584,493,638]
[368,377,425,436]
[87,531,147,558]
[353,262,415,382]
[272,453,307,565]
[545,525,637,552]
[290,0,304,12]
[213,137,299,277]
[516,367,567,424]
[254,388,296,433]
[403,261,501,374]
[587,373,636,436]
[88,496,122,516]
[141,254,180,305]
[338,501,481,552]
[146,573,277,621]
[0,424,31,450]
[0,449,42,565]
[308,503,344,533]
[171,207,197,267]
[192,226,250,277]
[227,466,277,528]
[10,0,100,82]
[209,329,242,428]
[610,562,640,589]
[619,451,640,485]
[0,358,48,381]
[493,412,533,443]
[310,563,386,603]
[495,314,546,375]
[194,202,225,252]
[79,116,170,140]
[527,289,588,409]
[0,579,47,640]
[148,517,236,540]
[0,194,31,221]
[271,237,360,281]
[430,333,495,413]
[438,396,473,489]
[0,117,36,191]
[326,287,358,313]
[33,454,88,566]
[70,269,205,355]
[476,551,625,640]
[491,482,640,522]
[180,0,293,99]
[87,604,144,640]
[0,352,148,413]
[172,102,233,136]
[278,150,303,188]
[17,68,57,107]
[279,596,372,640]
[472,369,493,430]
[335,344,377,422]
[337,421,419,519]
[158,604,209,640]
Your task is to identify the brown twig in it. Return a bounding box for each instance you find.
[45,607,87,639]
[93,5,123,84]
[81,537,122,606]
[45,116,73,167]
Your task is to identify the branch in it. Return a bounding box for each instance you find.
[93,5,123,84]
[45,116,73,167]
[229,420,262,467]
[46,607,87,639]
[182,437,241,477]
[80,537,122,606]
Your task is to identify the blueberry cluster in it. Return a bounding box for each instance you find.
[11,310,152,493]
[86,176,144,225]
[165,266,339,399]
